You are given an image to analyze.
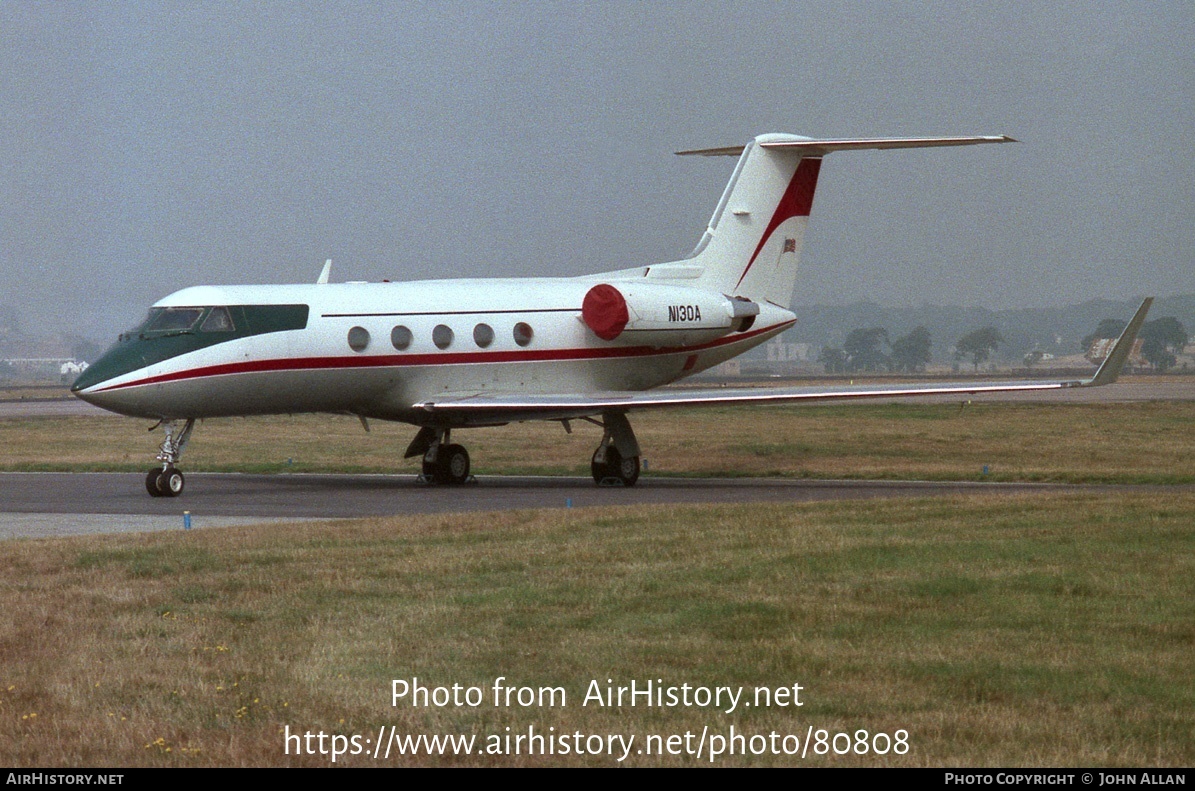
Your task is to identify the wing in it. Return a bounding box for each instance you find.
[413,298,1152,422]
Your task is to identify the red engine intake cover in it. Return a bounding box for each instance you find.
[582,284,629,341]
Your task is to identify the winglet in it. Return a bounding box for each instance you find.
[316,259,332,285]
[1085,298,1153,386]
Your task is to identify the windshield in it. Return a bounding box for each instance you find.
[117,304,307,342]
[120,308,162,341]
[146,308,204,333]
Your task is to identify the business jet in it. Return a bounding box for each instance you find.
[71,133,1151,497]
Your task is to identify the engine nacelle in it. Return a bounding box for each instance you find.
[581,283,759,347]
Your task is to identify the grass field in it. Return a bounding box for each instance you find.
[1,400,1192,483]
[2,396,1191,766]
[0,492,1192,766]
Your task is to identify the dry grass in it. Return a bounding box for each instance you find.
[0,492,1191,766]
[1,401,1192,483]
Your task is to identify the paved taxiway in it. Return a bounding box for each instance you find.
[3,472,1190,540]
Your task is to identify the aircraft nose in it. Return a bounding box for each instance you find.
[71,357,117,394]
[70,343,146,402]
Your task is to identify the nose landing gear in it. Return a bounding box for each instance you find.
[145,419,194,498]
[146,466,186,497]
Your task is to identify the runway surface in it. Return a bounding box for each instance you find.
[2,471,1189,540]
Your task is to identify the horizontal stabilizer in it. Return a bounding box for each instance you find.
[677,135,1016,158]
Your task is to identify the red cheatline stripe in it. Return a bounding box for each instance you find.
[89,320,795,393]
[735,158,821,289]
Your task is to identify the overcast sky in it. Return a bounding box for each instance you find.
[1,2,1191,339]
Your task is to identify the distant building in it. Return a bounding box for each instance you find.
[764,337,812,363]
[60,361,89,376]
[0,358,84,380]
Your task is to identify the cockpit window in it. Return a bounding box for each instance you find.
[120,308,163,340]
[146,308,204,333]
[117,303,307,343]
[200,307,235,332]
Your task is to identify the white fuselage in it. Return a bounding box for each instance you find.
[76,275,795,425]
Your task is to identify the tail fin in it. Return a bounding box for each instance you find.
[676,134,1015,308]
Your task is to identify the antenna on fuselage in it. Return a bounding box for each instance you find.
[316,259,332,284]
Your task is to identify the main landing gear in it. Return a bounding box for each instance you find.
[405,427,472,485]
[145,418,195,498]
[405,411,642,488]
[591,446,639,487]
[588,412,641,487]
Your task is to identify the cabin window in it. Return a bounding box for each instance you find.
[433,324,454,350]
[473,323,494,348]
[200,307,235,332]
[147,307,204,333]
[347,326,370,352]
[513,322,533,347]
[391,325,412,350]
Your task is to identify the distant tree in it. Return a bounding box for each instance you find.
[818,346,848,374]
[889,326,932,373]
[1139,317,1188,372]
[1081,318,1127,352]
[955,326,1003,371]
[1023,349,1045,367]
[843,327,889,372]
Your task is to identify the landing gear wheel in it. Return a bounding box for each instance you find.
[424,444,470,485]
[590,450,605,485]
[442,444,470,485]
[146,468,166,497]
[592,446,640,487]
[160,466,185,497]
[609,447,640,487]
[144,419,195,498]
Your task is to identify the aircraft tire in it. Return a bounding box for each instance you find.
[146,468,165,497]
[442,444,470,485]
[611,448,640,487]
[592,447,640,487]
[590,448,607,484]
[424,445,470,484]
[161,467,185,497]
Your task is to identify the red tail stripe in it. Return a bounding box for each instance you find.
[735,158,821,289]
